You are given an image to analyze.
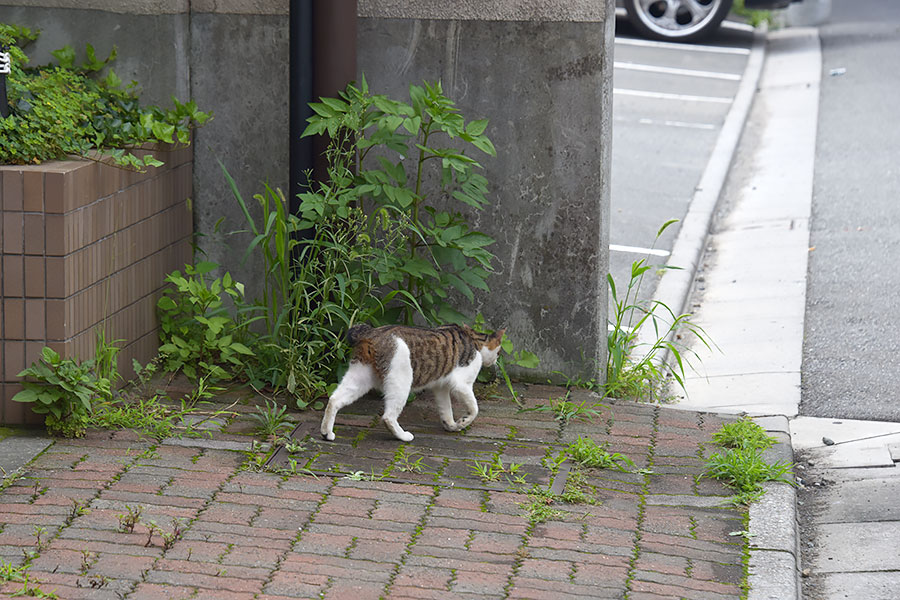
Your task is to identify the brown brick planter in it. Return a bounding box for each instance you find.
[0,147,193,425]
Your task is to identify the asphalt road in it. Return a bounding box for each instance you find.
[610,15,755,312]
[800,0,900,421]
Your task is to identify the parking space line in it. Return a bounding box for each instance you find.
[613,88,732,103]
[634,117,716,130]
[614,61,741,81]
[615,36,751,55]
[610,244,671,257]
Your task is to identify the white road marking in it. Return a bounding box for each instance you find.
[635,117,717,130]
[610,244,671,257]
[720,20,756,33]
[614,61,741,81]
[615,36,751,55]
[614,88,733,104]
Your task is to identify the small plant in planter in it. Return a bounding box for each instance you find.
[0,23,210,169]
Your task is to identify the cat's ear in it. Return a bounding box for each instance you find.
[487,328,505,350]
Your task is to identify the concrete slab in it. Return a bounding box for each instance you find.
[687,314,805,349]
[807,443,895,469]
[686,295,807,322]
[688,341,801,376]
[812,521,900,573]
[810,465,900,484]
[890,443,900,462]
[680,372,800,416]
[698,278,806,304]
[0,435,52,478]
[790,416,900,451]
[820,571,900,600]
[813,477,900,524]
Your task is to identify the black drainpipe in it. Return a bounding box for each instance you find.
[289,0,357,216]
[288,0,314,217]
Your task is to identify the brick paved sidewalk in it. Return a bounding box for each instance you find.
[0,384,747,600]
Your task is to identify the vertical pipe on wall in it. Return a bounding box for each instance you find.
[289,0,314,216]
[311,0,358,182]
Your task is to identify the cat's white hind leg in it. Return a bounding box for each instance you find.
[321,362,376,441]
[381,338,414,442]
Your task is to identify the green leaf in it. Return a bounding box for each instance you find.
[229,342,254,356]
[399,257,440,279]
[471,136,497,156]
[458,267,491,291]
[513,351,540,369]
[51,45,76,68]
[320,96,349,112]
[456,232,495,251]
[157,296,178,311]
[466,119,489,136]
[10,388,40,404]
[445,273,474,302]
[41,347,61,364]
[143,155,164,168]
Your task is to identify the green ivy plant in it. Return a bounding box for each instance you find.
[156,262,255,381]
[0,23,210,169]
[12,347,111,437]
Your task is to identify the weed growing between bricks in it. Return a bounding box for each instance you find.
[702,416,796,505]
[623,405,659,598]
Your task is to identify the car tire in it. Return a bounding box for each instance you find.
[623,0,735,42]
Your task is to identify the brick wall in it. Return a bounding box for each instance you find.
[0,147,193,425]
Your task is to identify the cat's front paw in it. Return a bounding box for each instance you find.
[321,430,336,441]
[453,415,475,431]
[396,431,414,443]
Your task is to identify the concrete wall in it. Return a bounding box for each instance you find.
[1,0,614,381]
[358,1,614,379]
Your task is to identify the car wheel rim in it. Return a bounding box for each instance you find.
[635,0,723,38]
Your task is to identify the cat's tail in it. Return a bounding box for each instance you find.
[346,323,373,346]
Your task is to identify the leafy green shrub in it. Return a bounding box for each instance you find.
[156,262,255,381]
[0,23,210,169]
[300,77,496,325]
[12,347,111,437]
[225,77,513,402]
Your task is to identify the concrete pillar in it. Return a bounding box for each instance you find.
[357,0,614,380]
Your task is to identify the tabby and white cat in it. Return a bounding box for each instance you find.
[320,323,505,442]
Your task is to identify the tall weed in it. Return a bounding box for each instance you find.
[606,219,712,400]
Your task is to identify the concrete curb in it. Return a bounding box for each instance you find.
[750,415,802,600]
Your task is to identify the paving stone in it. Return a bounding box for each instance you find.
[0,390,751,600]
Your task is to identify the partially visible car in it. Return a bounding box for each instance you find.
[619,0,797,43]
